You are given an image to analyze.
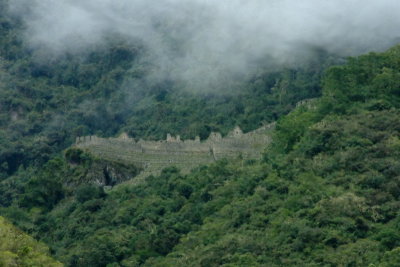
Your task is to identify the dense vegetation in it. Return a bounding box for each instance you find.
[0,216,62,266]
[1,45,400,266]
[0,0,334,181]
[1,0,400,266]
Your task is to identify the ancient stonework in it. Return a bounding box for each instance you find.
[74,124,275,180]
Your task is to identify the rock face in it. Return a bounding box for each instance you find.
[85,160,140,187]
[74,124,275,180]
[65,146,141,187]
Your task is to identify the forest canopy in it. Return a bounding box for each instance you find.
[1,0,400,266]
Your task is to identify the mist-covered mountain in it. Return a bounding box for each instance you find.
[1,0,400,266]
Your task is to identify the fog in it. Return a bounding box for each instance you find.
[9,0,400,88]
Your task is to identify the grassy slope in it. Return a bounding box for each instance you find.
[0,216,62,266]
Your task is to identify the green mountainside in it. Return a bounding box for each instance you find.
[0,0,332,181]
[0,45,399,266]
[1,0,400,266]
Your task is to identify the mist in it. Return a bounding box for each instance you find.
[8,0,400,89]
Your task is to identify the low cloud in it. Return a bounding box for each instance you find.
[9,0,400,89]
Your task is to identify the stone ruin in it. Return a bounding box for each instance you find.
[74,123,275,181]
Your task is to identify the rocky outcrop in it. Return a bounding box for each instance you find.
[85,160,140,186]
[65,148,141,187]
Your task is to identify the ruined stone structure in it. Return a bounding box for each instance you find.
[296,98,318,109]
[74,124,275,181]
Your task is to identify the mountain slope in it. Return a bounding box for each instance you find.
[1,0,400,265]
[143,46,400,266]
[1,45,399,266]
[0,216,62,266]
[0,0,336,181]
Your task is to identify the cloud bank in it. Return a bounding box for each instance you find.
[8,0,400,87]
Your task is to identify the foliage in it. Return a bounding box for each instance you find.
[18,44,397,266]
[0,216,62,266]
[0,0,335,181]
[1,1,400,266]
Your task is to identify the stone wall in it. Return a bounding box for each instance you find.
[74,123,275,180]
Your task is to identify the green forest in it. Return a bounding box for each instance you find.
[1,0,400,266]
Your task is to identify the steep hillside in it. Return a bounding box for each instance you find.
[0,45,399,266]
[0,216,62,266]
[1,1,400,266]
[0,0,338,182]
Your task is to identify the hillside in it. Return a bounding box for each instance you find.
[1,0,400,266]
[0,216,62,266]
[0,45,399,266]
[0,5,331,181]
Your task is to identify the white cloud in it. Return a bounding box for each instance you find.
[9,0,400,88]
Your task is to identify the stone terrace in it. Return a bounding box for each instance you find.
[74,124,275,180]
